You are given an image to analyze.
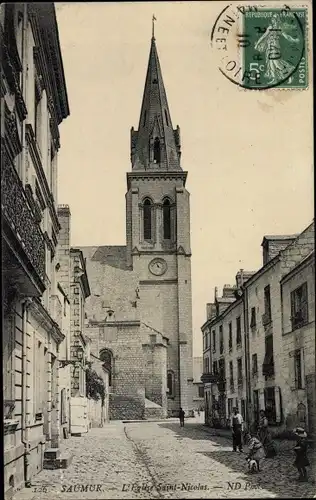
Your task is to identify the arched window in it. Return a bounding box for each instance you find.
[163,199,171,240]
[167,370,174,397]
[153,137,161,164]
[143,198,152,240]
[100,349,113,387]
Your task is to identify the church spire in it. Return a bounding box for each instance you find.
[130,29,182,171]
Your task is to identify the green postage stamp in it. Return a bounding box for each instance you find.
[211,4,308,90]
[241,7,308,89]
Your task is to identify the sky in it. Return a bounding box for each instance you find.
[55,1,313,357]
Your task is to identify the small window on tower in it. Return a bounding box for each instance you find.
[163,199,171,240]
[153,137,161,164]
[143,198,152,240]
[152,78,158,84]
[164,109,169,126]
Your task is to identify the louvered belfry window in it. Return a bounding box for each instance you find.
[143,199,152,240]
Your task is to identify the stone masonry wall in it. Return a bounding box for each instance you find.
[142,325,168,415]
[85,323,146,420]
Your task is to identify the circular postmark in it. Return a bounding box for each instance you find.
[211,4,307,90]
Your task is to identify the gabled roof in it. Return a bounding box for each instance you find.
[81,245,129,271]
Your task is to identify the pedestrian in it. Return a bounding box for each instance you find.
[197,407,200,416]
[230,406,243,452]
[257,410,269,443]
[179,407,185,427]
[244,431,265,472]
[293,427,310,482]
[257,410,276,457]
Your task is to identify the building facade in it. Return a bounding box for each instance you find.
[279,251,315,436]
[202,287,247,428]
[192,357,204,411]
[81,33,194,419]
[201,222,315,438]
[1,3,70,496]
[57,206,92,435]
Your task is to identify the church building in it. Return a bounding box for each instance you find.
[81,30,194,420]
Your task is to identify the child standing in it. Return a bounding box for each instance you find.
[293,427,310,482]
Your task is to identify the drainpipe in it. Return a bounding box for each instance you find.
[241,272,251,429]
[21,298,32,487]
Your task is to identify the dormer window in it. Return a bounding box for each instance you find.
[152,78,158,84]
[153,137,161,164]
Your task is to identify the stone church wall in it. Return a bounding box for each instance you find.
[142,324,168,416]
[85,323,146,420]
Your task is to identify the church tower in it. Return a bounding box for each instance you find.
[126,28,194,416]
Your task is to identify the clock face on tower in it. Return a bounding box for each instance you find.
[148,258,168,276]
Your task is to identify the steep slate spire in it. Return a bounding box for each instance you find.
[130,35,182,171]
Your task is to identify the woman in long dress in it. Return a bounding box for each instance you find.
[257,410,276,457]
[254,14,300,84]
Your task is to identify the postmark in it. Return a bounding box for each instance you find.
[211,4,308,90]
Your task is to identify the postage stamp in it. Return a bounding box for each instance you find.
[211,4,308,90]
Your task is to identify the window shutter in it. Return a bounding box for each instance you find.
[300,349,305,389]
[301,283,308,323]
[289,350,296,390]
[290,290,295,325]
[274,386,282,423]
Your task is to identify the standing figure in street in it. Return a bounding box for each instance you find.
[179,407,185,427]
[257,410,276,457]
[257,409,269,442]
[230,407,243,452]
[293,427,310,482]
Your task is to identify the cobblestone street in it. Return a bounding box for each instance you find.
[13,419,316,500]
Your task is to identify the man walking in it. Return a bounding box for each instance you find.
[179,407,185,427]
[230,406,243,452]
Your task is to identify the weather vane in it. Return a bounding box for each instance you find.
[152,14,157,39]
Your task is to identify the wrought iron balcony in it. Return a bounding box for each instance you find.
[201,372,218,384]
[262,361,275,377]
[2,148,46,292]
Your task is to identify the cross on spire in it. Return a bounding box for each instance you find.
[152,14,157,39]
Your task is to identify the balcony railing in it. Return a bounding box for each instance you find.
[262,361,275,377]
[201,372,218,384]
[1,148,45,284]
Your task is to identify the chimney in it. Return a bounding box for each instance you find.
[206,303,217,320]
[214,287,218,300]
[235,269,244,288]
[261,235,297,266]
[57,205,71,297]
[222,284,237,298]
